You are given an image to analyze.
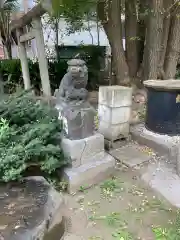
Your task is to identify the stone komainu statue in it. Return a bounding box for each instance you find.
[58,59,88,101]
[55,59,95,140]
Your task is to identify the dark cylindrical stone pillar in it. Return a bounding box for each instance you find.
[144,80,180,135]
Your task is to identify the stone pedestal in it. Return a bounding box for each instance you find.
[98,86,132,143]
[56,100,96,140]
[61,133,115,193]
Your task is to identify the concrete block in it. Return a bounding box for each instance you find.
[61,133,104,167]
[63,153,115,194]
[99,85,132,108]
[98,104,131,125]
[98,120,130,141]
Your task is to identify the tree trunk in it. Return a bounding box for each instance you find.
[135,0,147,84]
[143,0,164,80]
[96,16,100,46]
[125,0,140,79]
[55,18,60,61]
[97,0,130,85]
[164,5,180,79]
[87,15,94,45]
[158,0,172,79]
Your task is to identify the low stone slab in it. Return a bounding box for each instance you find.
[109,144,152,167]
[0,176,65,240]
[142,162,180,208]
[130,123,179,163]
[63,152,115,194]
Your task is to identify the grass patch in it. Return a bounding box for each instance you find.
[89,212,124,227]
[152,211,180,240]
[112,229,133,240]
[100,178,124,198]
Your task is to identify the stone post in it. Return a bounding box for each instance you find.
[32,17,51,97]
[17,29,31,90]
[98,85,132,143]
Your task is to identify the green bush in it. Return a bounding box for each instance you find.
[0,59,23,93]
[0,91,67,182]
[176,66,180,79]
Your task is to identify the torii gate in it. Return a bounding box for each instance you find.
[10,0,52,96]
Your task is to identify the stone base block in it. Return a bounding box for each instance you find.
[63,152,115,194]
[98,120,130,141]
[61,133,104,167]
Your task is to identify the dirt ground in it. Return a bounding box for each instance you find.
[64,166,178,240]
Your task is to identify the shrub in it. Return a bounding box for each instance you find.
[176,66,180,79]
[0,91,67,182]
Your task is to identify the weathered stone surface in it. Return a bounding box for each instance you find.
[61,136,85,168]
[142,162,180,208]
[109,144,152,167]
[99,86,132,108]
[0,176,65,240]
[98,121,130,141]
[98,86,132,142]
[63,153,115,193]
[63,207,88,234]
[98,104,131,125]
[61,133,104,167]
[130,123,179,163]
[56,101,96,140]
